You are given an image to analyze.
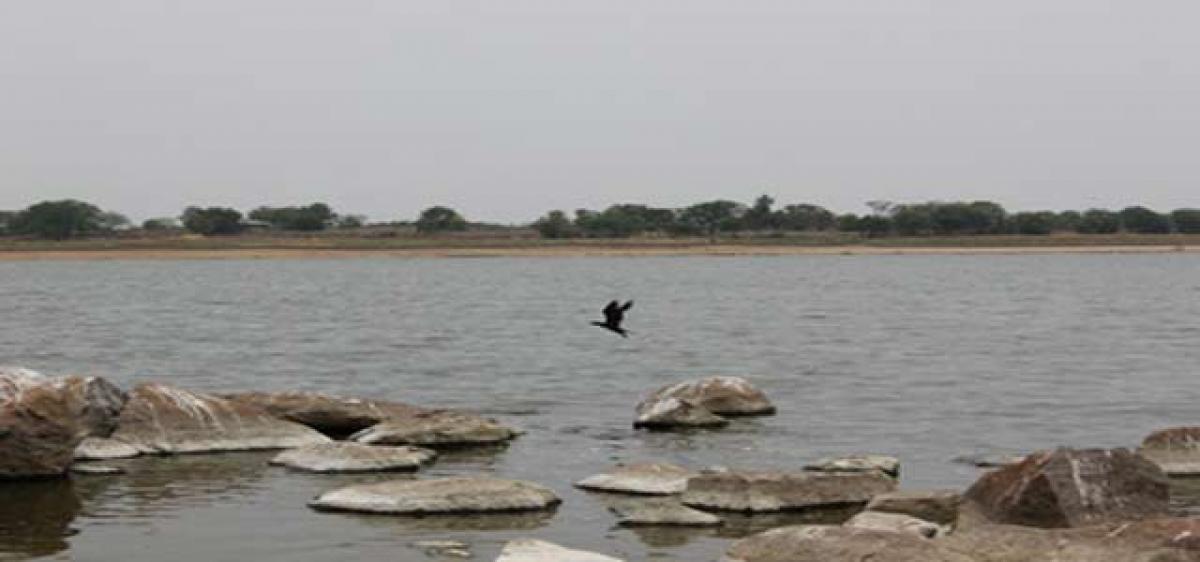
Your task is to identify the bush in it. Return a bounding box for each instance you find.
[1171,209,1200,234]
[9,199,105,240]
[1010,211,1057,235]
[1077,209,1120,234]
[181,206,244,235]
[1119,206,1170,234]
[248,203,336,231]
[415,206,467,233]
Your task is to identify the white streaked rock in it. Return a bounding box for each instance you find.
[574,462,695,495]
[75,437,141,460]
[495,539,624,562]
[270,442,436,473]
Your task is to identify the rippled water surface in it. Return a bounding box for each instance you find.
[2,254,1199,561]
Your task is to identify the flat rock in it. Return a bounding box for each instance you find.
[74,437,141,460]
[309,477,561,515]
[964,447,1169,528]
[70,464,126,475]
[270,442,436,473]
[1139,427,1200,476]
[350,410,517,447]
[806,455,900,478]
[682,470,897,513]
[110,383,331,454]
[952,452,1027,468]
[845,510,943,538]
[633,397,729,430]
[643,376,775,416]
[866,489,961,526]
[224,391,424,435]
[722,525,975,562]
[941,519,1200,562]
[412,539,471,558]
[495,539,624,562]
[612,502,723,527]
[574,462,696,495]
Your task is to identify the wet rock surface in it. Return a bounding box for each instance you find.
[805,454,900,478]
[865,489,961,526]
[350,410,518,447]
[74,437,141,460]
[844,510,942,538]
[309,477,561,515]
[611,501,723,527]
[0,376,96,478]
[633,397,729,430]
[682,470,897,512]
[644,377,775,416]
[1140,427,1200,476]
[495,538,625,562]
[269,442,437,473]
[722,525,974,562]
[574,462,696,495]
[223,391,424,436]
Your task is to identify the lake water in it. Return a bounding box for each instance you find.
[1,254,1199,561]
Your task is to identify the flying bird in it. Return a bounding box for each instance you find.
[593,300,634,338]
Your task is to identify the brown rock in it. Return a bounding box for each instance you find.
[963,447,1169,528]
[110,383,331,454]
[722,525,975,562]
[223,391,423,436]
[682,470,897,513]
[641,376,775,417]
[844,511,943,538]
[574,462,696,495]
[1139,427,1200,476]
[0,379,89,478]
[350,409,517,447]
[633,397,729,430]
[866,489,961,526]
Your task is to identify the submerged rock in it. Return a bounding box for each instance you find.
[805,455,900,478]
[224,391,423,436]
[951,452,1027,468]
[964,447,1169,528]
[633,397,729,430]
[350,410,517,447]
[270,442,436,473]
[574,462,696,495]
[643,376,775,416]
[722,525,974,562]
[309,477,561,515]
[74,437,141,460]
[110,383,331,454]
[1139,427,1200,476]
[865,489,961,526]
[844,510,943,538]
[495,539,624,562]
[70,464,125,475]
[411,539,471,558]
[682,470,897,513]
[612,502,723,527]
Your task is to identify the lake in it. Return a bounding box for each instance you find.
[1,254,1199,560]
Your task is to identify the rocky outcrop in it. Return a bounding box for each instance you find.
[722,525,974,562]
[74,437,141,460]
[963,447,1169,528]
[1,368,125,438]
[110,383,330,454]
[350,410,517,447]
[309,477,561,515]
[0,378,89,478]
[865,489,961,526]
[682,470,896,513]
[644,377,775,416]
[0,367,48,401]
[574,462,696,495]
[633,397,729,430]
[495,539,624,562]
[806,455,900,478]
[223,391,423,436]
[1139,427,1200,476]
[269,442,436,473]
[844,511,943,538]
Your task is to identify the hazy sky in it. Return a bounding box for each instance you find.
[2,1,1198,223]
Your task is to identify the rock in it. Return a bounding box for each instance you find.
[722,525,975,562]
[495,539,624,562]
[633,397,729,430]
[74,437,141,460]
[952,452,1027,468]
[70,464,125,475]
[110,383,331,454]
[412,540,471,558]
[0,377,91,478]
[642,376,775,416]
[0,367,48,401]
[845,511,943,538]
[963,447,1169,528]
[865,489,961,526]
[1,368,125,438]
[309,477,561,515]
[682,470,897,513]
[223,391,424,436]
[269,442,436,473]
[574,462,696,495]
[612,502,723,527]
[1139,427,1200,476]
[350,410,517,447]
[940,519,1200,562]
[806,455,900,478]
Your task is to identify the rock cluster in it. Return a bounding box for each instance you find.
[634,377,774,429]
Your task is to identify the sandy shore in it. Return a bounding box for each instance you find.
[0,244,1196,261]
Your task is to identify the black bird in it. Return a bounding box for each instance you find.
[592,300,634,337]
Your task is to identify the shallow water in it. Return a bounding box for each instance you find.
[1,254,1199,561]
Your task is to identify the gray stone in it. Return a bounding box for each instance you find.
[351,410,517,447]
[574,462,695,495]
[642,376,775,416]
[309,477,561,515]
[1139,427,1200,476]
[633,397,728,430]
[612,502,723,527]
[806,454,900,478]
[866,489,961,526]
[495,539,624,562]
[722,525,975,562]
[270,442,436,473]
[224,390,425,435]
[683,470,897,513]
[74,437,141,461]
[70,464,126,475]
[845,510,943,538]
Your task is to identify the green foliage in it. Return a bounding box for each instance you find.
[743,195,776,230]
[574,204,675,237]
[678,200,745,236]
[1077,209,1120,234]
[1119,206,1170,234]
[181,206,244,235]
[415,206,467,233]
[1055,211,1082,232]
[10,199,106,240]
[1010,211,1057,235]
[1171,209,1200,234]
[142,217,180,230]
[891,204,934,236]
[858,215,893,237]
[335,214,366,229]
[0,210,16,235]
[248,203,335,231]
[776,204,835,231]
[533,210,576,238]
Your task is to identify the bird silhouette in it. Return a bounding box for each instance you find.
[592,300,633,337]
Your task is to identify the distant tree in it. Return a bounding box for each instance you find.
[1011,211,1057,235]
[677,200,745,237]
[865,200,894,216]
[776,204,836,231]
[858,215,893,237]
[415,206,467,234]
[0,210,16,235]
[142,217,180,230]
[1055,210,1082,232]
[1119,206,1170,234]
[1076,209,1120,234]
[248,203,335,231]
[533,210,576,239]
[743,194,776,230]
[335,214,366,229]
[181,206,244,235]
[835,213,860,232]
[9,199,105,240]
[1171,209,1200,234]
[98,212,131,231]
[890,204,934,236]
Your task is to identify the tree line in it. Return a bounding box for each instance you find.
[3,196,1200,240]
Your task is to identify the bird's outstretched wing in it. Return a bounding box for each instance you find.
[621,300,634,312]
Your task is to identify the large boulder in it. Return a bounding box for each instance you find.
[109,383,331,454]
[0,379,87,478]
[350,409,517,447]
[963,447,1169,528]
[722,525,975,562]
[865,489,961,526]
[640,376,775,417]
[0,367,48,400]
[1139,427,1200,476]
[682,470,896,513]
[574,462,696,495]
[495,539,624,562]
[941,519,1200,562]
[223,391,423,436]
[0,368,124,437]
[633,397,729,430]
[269,442,436,473]
[309,477,561,515]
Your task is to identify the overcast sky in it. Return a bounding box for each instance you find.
[1,1,1198,223]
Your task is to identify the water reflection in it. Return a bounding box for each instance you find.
[78,452,273,520]
[0,479,81,559]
